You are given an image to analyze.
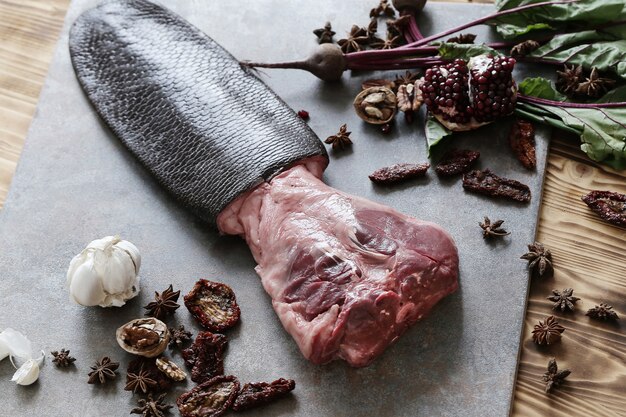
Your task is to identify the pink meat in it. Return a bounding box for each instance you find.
[217,161,459,367]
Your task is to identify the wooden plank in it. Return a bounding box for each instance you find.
[511,133,626,417]
[0,0,69,207]
[0,1,624,416]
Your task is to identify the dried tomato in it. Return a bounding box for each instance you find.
[182,331,227,384]
[462,169,531,203]
[368,163,430,184]
[232,378,296,412]
[434,149,480,176]
[509,119,536,170]
[177,375,240,417]
[581,190,626,227]
[184,279,241,332]
[127,357,172,393]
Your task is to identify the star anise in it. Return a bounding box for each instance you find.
[337,25,370,53]
[543,358,571,394]
[131,393,173,417]
[313,22,335,44]
[446,33,477,44]
[144,284,180,320]
[479,216,510,239]
[556,65,583,97]
[547,288,580,312]
[88,356,119,384]
[521,242,553,278]
[386,15,411,38]
[370,0,395,18]
[125,369,158,394]
[51,349,76,368]
[510,40,540,58]
[393,70,419,86]
[371,34,401,50]
[168,325,193,349]
[367,18,378,39]
[532,315,565,345]
[576,67,616,98]
[586,303,620,321]
[325,124,353,150]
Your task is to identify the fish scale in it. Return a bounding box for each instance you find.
[69,0,328,225]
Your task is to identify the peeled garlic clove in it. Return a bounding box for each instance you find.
[11,357,42,386]
[66,236,141,307]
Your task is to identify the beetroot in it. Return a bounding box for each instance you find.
[242,44,346,81]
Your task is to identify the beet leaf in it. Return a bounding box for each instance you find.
[525,29,626,79]
[425,114,453,156]
[517,79,626,168]
[492,0,626,39]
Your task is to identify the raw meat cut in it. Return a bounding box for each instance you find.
[218,162,459,367]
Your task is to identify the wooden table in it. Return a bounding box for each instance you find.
[1,0,624,415]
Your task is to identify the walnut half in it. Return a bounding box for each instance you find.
[353,86,397,124]
[116,317,170,358]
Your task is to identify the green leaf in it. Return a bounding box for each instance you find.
[518,77,567,101]
[492,0,626,39]
[528,30,626,79]
[496,23,553,39]
[437,43,502,60]
[425,114,453,156]
[517,102,626,169]
[597,85,626,103]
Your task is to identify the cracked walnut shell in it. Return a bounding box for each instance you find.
[116,317,170,358]
[353,87,397,125]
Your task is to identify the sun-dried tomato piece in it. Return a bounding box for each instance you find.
[127,357,172,393]
[435,149,480,176]
[184,279,241,332]
[182,331,227,384]
[177,375,240,417]
[463,169,531,203]
[232,378,296,412]
[368,163,430,185]
[509,119,536,169]
[581,190,626,227]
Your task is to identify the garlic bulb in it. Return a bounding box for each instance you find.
[66,235,141,307]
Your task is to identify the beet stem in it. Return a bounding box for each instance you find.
[400,10,418,43]
[519,94,626,109]
[398,0,581,49]
[407,13,424,41]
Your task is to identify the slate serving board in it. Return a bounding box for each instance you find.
[0,1,550,416]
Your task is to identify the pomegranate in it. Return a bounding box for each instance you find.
[420,54,517,131]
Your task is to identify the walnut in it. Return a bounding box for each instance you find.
[353,87,397,124]
[116,318,170,357]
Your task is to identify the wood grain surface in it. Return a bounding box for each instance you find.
[0,1,624,416]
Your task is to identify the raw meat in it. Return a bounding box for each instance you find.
[218,162,459,367]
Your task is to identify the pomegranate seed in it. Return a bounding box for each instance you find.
[297,110,310,120]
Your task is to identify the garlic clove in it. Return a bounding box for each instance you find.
[67,257,107,306]
[94,246,133,295]
[115,239,141,274]
[0,328,33,361]
[11,357,42,386]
